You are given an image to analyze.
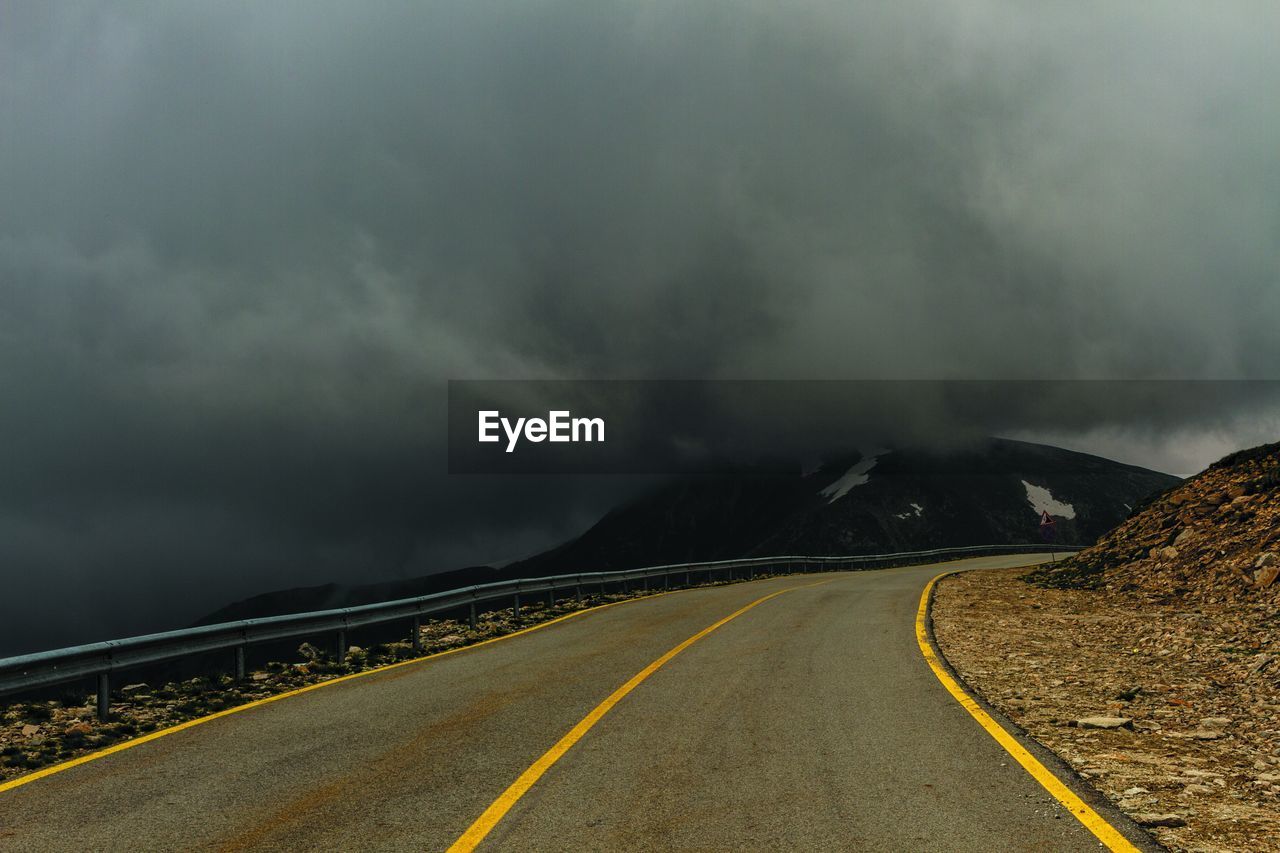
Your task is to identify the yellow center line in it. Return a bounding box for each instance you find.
[447,579,832,852]
[916,571,1141,853]
[0,587,701,797]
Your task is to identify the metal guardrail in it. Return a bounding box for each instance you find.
[0,544,1080,717]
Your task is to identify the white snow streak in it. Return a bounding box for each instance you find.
[820,450,887,503]
[1022,480,1076,519]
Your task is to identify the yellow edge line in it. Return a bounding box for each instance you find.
[0,587,706,796]
[448,579,832,853]
[916,571,1141,853]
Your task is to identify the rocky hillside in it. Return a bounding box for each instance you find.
[200,438,1176,623]
[1031,440,1280,601]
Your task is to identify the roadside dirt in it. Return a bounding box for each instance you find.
[933,567,1280,853]
[0,583,728,786]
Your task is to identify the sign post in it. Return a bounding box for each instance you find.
[1039,510,1057,562]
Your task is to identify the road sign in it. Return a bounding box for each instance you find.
[1038,510,1057,542]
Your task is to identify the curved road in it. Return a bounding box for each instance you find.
[1,555,1125,851]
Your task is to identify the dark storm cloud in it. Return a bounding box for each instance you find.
[2,1,1278,652]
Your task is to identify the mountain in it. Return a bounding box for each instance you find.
[196,438,1177,625]
[1029,440,1280,601]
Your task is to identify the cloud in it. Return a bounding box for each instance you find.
[1,1,1278,651]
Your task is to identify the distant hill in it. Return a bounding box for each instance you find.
[1029,440,1280,601]
[197,437,1178,624]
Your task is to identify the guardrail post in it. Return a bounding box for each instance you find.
[513,593,521,621]
[748,565,754,580]
[622,579,628,594]
[234,645,247,681]
[664,572,669,590]
[642,576,648,592]
[97,673,110,720]
[469,602,478,631]
[575,584,582,603]
[411,616,422,652]
[336,629,347,660]
[549,588,556,608]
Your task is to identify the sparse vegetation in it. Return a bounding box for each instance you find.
[0,575,775,784]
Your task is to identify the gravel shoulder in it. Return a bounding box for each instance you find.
[933,567,1280,853]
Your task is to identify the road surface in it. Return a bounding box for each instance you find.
[0,555,1128,851]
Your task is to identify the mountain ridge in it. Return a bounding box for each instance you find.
[196,437,1178,625]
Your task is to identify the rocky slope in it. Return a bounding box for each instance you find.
[934,569,1280,853]
[201,438,1176,623]
[1030,441,1280,602]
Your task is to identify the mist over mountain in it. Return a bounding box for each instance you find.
[199,438,1176,624]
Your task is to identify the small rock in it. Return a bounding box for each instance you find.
[1123,786,1150,796]
[1257,552,1278,569]
[345,645,365,658]
[297,642,322,661]
[1199,717,1232,730]
[1158,546,1179,560]
[64,722,92,736]
[1182,784,1215,796]
[1075,716,1134,730]
[250,672,271,682]
[1251,653,1276,674]
[1257,772,1280,784]
[20,723,41,737]
[121,683,148,693]
[1191,729,1226,740]
[1255,565,1279,588]
[1135,813,1186,828]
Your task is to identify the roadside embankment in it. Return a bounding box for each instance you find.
[933,567,1280,853]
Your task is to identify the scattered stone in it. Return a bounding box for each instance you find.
[1075,716,1133,730]
[64,722,92,736]
[1200,717,1233,730]
[1191,729,1227,740]
[1135,813,1187,828]
[20,724,41,737]
[121,683,148,693]
[1256,552,1277,569]
[1183,784,1216,796]
[1122,786,1149,796]
[297,642,322,661]
[250,672,271,682]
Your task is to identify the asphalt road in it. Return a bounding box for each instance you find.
[1,554,1116,851]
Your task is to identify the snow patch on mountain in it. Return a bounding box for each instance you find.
[1022,480,1076,519]
[895,502,925,519]
[820,450,888,503]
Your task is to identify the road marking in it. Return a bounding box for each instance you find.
[448,580,830,853]
[0,586,717,797]
[916,572,1142,853]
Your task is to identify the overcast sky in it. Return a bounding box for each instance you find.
[2,1,1279,652]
